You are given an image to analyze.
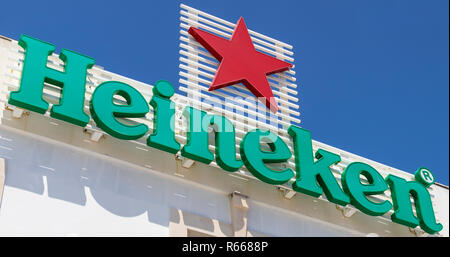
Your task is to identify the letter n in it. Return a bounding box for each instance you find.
[386,174,443,234]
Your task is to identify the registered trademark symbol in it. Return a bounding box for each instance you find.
[414,167,435,187]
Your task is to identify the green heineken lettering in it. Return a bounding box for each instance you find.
[386,174,442,234]
[288,126,350,206]
[181,106,242,171]
[147,80,180,154]
[240,129,294,185]
[7,34,443,234]
[9,34,94,126]
[342,162,392,216]
[89,81,149,140]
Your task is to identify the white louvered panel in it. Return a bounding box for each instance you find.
[180,11,294,56]
[178,61,299,103]
[178,4,300,138]
[178,79,297,127]
[178,42,299,106]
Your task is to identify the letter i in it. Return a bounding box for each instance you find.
[147,80,180,153]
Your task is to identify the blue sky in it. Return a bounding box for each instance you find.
[0,0,448,185]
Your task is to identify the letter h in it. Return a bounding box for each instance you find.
[8,35,95,127]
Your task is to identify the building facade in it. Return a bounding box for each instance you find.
[0,4,448,237]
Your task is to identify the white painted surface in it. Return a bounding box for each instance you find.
[0,25,447,236]
[0,126,360,236]
[247,200,363,237]
[0,158,4,208]
[0,127,231,236]
[0,125,446,236]
[432,185,449,237]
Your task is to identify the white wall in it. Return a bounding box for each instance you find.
[0,126,360,236]
[0,36,446,237]
[0,127,231,236]
[0,124,447,236]
[433,184,449,237]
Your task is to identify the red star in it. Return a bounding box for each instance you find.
[188,17,293,113]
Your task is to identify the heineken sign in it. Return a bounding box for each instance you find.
[7,33,443,234]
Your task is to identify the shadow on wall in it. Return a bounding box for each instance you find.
[0,126,231,231]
